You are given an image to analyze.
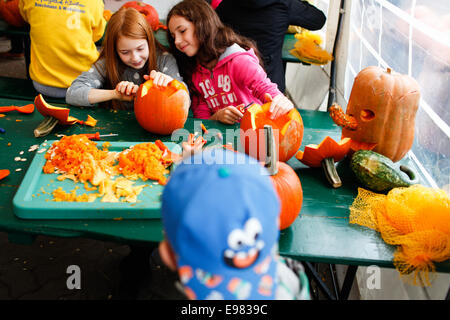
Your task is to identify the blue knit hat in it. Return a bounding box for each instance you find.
[161,149,280,300]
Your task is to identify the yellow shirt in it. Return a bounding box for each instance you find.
[19,0,106,88]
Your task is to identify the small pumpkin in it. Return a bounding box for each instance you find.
[264,125,303,230]
[0,0,25,27]
[296,136,351,188]
[121,1,166,31]
[240,102,304,162]
[270,161,303,230]
[134,79,190,135]
[330,66,420,162]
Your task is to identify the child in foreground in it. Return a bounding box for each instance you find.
[66,7,185,110]
[166,0,295,124]
[154,148,310,300]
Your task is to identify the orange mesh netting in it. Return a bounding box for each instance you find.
[349,185,450,286]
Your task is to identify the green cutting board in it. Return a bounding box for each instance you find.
[13,141,181,220]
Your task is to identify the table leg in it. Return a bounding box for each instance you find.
[329,264,340,300]
[304,261,336,300]
[339,265,358,300]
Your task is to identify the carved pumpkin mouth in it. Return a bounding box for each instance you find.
[360,109,375,121]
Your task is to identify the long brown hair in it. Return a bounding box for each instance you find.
[167,0,263,90]
[97,7,166,109]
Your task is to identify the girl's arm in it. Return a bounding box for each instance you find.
[231,53,281,101]
[66,62,107,107]
[66,60,138,106]
[86,88,118,105]
[86,82,138,104]
[231,53,293,118]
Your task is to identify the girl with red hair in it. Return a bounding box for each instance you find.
[66,7,184,110]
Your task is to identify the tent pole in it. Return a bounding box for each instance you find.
[327,0,346,110]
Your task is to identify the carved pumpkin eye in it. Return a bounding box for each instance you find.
[360,109,375,121]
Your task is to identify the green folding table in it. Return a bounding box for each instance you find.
[0,97,448,299]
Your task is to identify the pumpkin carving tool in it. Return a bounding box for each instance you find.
[237,101,254,114]
[81,132,118,140]
[0,104,34,114]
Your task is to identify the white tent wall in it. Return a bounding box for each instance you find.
[313,0,449,300]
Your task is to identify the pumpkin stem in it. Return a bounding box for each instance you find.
[386,67,392,74]
[321,157,342,188]
[34,116,59,138]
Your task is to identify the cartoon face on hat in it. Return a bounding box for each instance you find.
[224,217,264,269]
[161,149,281,300]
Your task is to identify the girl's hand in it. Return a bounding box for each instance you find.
[264,93,294,119]
[115,81,139,101]
[212,105,244,125]
[144,70,173,87]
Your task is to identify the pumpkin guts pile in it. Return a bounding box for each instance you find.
[42,135,174,203]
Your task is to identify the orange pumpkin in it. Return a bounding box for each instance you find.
[134,79,190,135]
[240,103,304,162]
[121,1,166,31]
[262,124,302,230]
[270,161,303,230]
[330,66,420,162]
[0,0,25,27]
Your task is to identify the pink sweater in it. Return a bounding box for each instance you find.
[190,44,281,119]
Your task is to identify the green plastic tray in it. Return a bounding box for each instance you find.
[13,141,181,220]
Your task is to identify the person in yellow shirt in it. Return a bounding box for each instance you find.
[19,0,106,98]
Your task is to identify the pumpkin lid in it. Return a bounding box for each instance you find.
[161,149,281,300]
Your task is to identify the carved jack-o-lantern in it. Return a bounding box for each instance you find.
[134,79,190,135]
[240,102,304,162]
[330,66,420,162]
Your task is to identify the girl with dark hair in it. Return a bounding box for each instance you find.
[167,0,294,124]
[66,7,184,110]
